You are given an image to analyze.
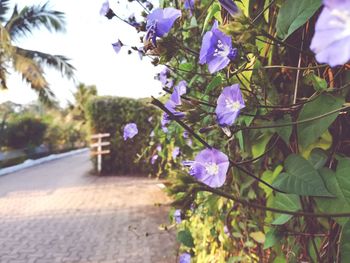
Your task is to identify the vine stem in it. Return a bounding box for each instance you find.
[234,106,350,131]
[194,186,350,218]
[293,27,306,104]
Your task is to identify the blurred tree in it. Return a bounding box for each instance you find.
[0,0,75,105]
[69,83,97,124]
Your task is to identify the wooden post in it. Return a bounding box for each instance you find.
[90,133,111,174]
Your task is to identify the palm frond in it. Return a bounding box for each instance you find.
[16,47,76,79]
[13,53,55,105]
[0,64,8,90]
[5,2,66,39]
[0,0,10,23]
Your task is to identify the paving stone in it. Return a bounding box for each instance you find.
[0,152,177,262]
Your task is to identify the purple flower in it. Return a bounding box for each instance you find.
[174,209,182,223]
[184,148,230,188]
[151,154,158,165]
[179,252,191,263]
[310,0,350,66]
[150,130,155,137]
[199,22,238,73]
[156,145,162,152]
[123,123,138,140]
[224,225,231,237]
[137,48,144,60]
[172,147,180,159]
[145,8,182,46]
[100,1,115,19]
[112,40,123,54]
[218,0,239,16]
[162,80,187,129]
[184,0,195,15]
[183,131,189,138]
[159,68,169,86]
[215,84,245,126]
[170,80,187,104]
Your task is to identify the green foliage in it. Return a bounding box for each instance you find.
[340,220,350,263]
[111,0,350,261]
[5,115,47,149]
[272,154,333,196]
[86,96,158,174]
[276,0,322,40]
[297,94,344,148]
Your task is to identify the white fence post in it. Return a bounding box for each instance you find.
[90,133,111,174]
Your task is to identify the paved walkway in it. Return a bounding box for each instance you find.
[0,152,177,263]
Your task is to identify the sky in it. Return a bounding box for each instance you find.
[0,0,163,106]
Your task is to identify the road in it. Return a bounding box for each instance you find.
[0,152,176,263]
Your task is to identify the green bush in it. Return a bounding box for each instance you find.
[5,116,47,149]
[86,96,158,174]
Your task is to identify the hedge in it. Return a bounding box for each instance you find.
[86,96,158,174]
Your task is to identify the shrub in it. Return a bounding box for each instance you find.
[5,116,47,149]
[86,96,158,174]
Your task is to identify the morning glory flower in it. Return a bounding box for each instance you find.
[123,123,138,140]
[161,80,187,129]
[215,84,245,126]
[100,1,115,19]
[174,209,182,223]
[184,0,195,15]
[310,0,350,66]
[170,80,187,104]
[112,40,123,54]
[145,8,182,46]
[199,22,238,73]
[151,154,158,165]
[172,147,180,159]
[179,253,191,263]
[184,148,230,188]
[218,0,239,16]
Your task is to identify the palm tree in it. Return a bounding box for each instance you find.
[0,0,75,104]
[69,83,97,123]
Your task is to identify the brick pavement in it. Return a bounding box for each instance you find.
[0,152,177,263]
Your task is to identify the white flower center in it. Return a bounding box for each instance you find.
[205,162,219,176]
[213,40,231,57]
[225,99,241,111]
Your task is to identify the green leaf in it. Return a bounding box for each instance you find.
[202,2,221,34]
[297,94,344,148]
[179,63,193,72]
[206,75,222,93]
[276,0,321,40]
[272,154,333,197]
[260,165,283,197]
[274,114,292,144]
[252,133,272,158]
[340,220,350,262]
[303,71,328,91]
[308,148,328,170]
[315,159,350,225]
[177,229,194,248]
[264,228,282,249]
[271,193,301,225]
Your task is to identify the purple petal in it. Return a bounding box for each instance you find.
[215,84,245,126]
[100,1,109,16]
[179,253,191,263]
[123,123,138,140]
[310,3,350,66]
[173,209,182,223]
[187,148,229,188]
[146,8,182,37]
[112,40,123,54]
[218,0,239,16]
